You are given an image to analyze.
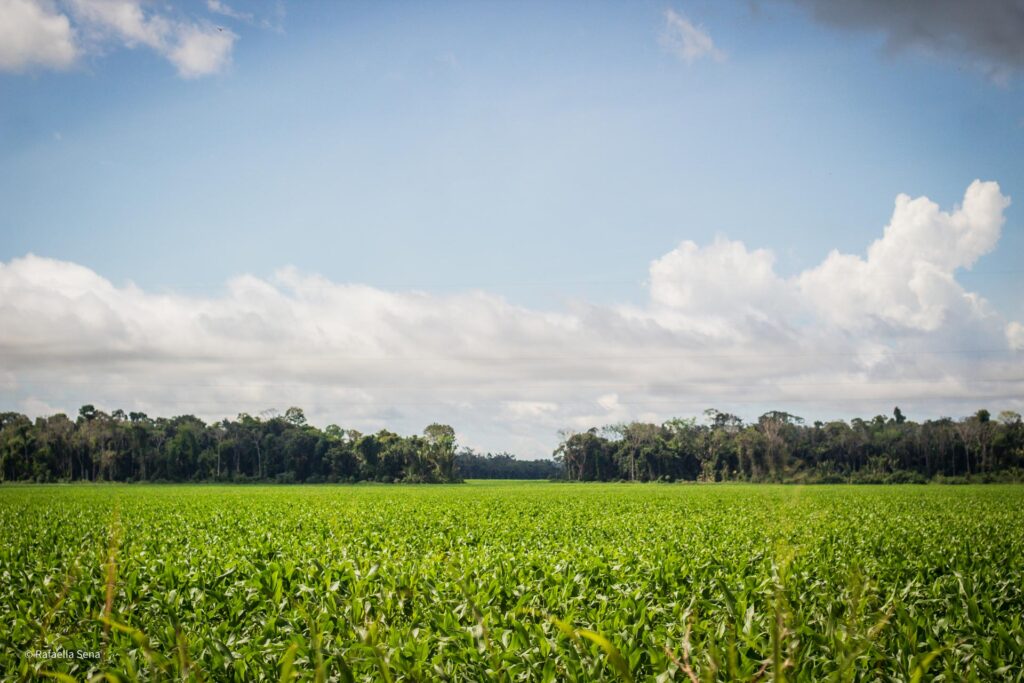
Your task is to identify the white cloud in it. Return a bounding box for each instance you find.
[0,181,1020,457]
[0,0,77,71]
[648,237,793,333]
[67,0,237,78]
[20,396,63,416]
[1009,322,1024,350]
[503,401,559,420]
[660,8,724,64]
[797,180,1009,332]
[0,0,237,77]
[167,23,235,78]
[66,0,169,48]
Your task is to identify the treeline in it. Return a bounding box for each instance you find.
[455,451,560,479]
[5,404,1023,485]
[555,408,1024,483]
[0,406,517,484]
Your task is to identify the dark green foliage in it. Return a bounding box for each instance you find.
[3,406,1023,485]
[455,451,561,479]
[555,408,1024,483]
[0,409,464,484]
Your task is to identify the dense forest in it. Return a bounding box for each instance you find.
[0,406,476,483]
[454,451,560,479]
[556,408,1024,483]
[2,405,1023,484]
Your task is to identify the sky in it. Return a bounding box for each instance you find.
[1,0,1023,458]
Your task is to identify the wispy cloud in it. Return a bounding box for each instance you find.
[206,0,253,24]
[660,8,725,64]
[1,182,1019,457]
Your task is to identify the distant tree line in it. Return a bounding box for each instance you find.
[0,406,481,483]
[454,451,560,479]
[554,408,1024,483]
[4,405,1023,485]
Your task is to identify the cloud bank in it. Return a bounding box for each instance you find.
[0,0,237,77]
[1,181,1020,457]
[783,0,1024,83]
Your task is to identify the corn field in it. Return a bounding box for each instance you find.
[2,482,1022,681]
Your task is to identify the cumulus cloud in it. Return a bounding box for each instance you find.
[0,0,77,71]
[648,238,793,334]
[0,0,237,77]
[781,0,1024,83]
[798,180,1010,332]
[0,181,1020,457]
[660,9,724,64]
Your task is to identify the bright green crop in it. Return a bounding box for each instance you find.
[1,483,1022,681]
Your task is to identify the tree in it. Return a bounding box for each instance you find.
[284,407,307,427]
[974,409,994,473]
[128,412,153,480]
[424,423,457,482]
[1,413,34,481]
[954,416,978,476]
[758,411,803,480]
[555,429,609,481]
[39,414,75,480]
[238,413,265,478]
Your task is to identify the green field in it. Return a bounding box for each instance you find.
[2,483,1023,681]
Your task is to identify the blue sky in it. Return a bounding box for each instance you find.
[1,0,1023,456]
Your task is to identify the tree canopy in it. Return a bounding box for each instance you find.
[0,408,469,484]
[2,405,1021,484]
[554,407,1024,483]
